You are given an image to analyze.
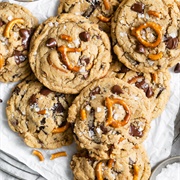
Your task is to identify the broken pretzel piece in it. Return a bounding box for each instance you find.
[58,45,82,72]
[3,18,24,38]
[97,15,111,22]
[50,151,67,160]
[32,150,44,161]
[60,34,72,42]
[105,97,131,128]
[103,0,110,10]
[52,121,70,134]
[0,54,5,69]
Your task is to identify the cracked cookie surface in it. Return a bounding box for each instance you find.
[107,60,171,119]
[57,0,121,35]
[0,2,38,82]
[111,0,180,72]
[29,14,111,94]
[71,146,151,180]
[6,76,74,149]
[68,77,151,159]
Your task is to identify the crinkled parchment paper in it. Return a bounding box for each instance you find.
[0,0,180,179]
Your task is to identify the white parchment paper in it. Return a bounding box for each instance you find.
[0,0,180,179]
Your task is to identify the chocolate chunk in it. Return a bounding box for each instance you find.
[80,56,90,66]
[13,87,20,95]
[19,29,31,49]
[0,99,3,103]
[40,118,46,125]
[146,87,154,98]
[0,18,5,27]
[156,87,165,98]
[13,50,27,65]
[118,64,130,73]
[165,37,178,49]
[131,2,145,13]
[135,79,149,93]
[90,86,101,97]
[29,94,37,105]
[46,38,57,48]
[54,103,64,113]
[135,44,145,54]
[111,85,123,95]
[129,124,143,137]
[100,125,108,134]
[174,63,180,73]
[79,31,90,42]
[39,87,52,96]
[83,5,95,17]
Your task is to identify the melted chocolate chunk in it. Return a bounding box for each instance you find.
[100,125,108,134]
[174,63,180,73]
[146,87,154,98]
[54,103,64,113]
[39,87,52,96]
[79,31,90,42]
[46,38,57,48]
[80,56,90,66]
[129,124,143,137]
[165,37,178,49]
[118,64,130,73]
[131,2,145,13]
[19,29,31,49]
[0,99,3,103]
[156,87,165,98]
[0,18,5,27]
[135,44,145,54]
[13,87,20,95]
[13,50,27,65]
[89,86,101,97]
[29,94,37,105]
[40,118,46,125]
[111,85,123,95]
[135,79,149,93]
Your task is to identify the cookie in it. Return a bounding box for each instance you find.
[6,76,74,149]
[0,2,38,82]
[68,77,151,159]
[57,0,121,35]
[29,14,111,94]
[112,0,180,72]
[107,60,171,119]
[71,146,151,180]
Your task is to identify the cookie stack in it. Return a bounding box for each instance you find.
[1,0,180,179]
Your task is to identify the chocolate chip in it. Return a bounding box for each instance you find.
[29,94,37,105]
[40,118,46,125]
[156,87,165,98]
[165,37,178,49]
[79,31,90,42]
[111,85,123,95]
[174,63,180,73]
[100,125,108,134]
[19,29,31,49]
[135,79,149,93]
[146,87,154,98]
[131,2,145,13]
[13,87,20,95]
[135,44,145,54]
[89,86,101,97]
[13,50,27,65]
[54,103,64,113]
[0,99,3,103]
[39,87,52,96]
[0,18,5,27]
[46,38,57,48]
[129,124,143,137]
[80,56,90,66]
[118,64,130,73]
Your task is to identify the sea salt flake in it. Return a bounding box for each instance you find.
[79,67,86,73]
[138,13,144,18]
[91,95,96,100]
[119,32,127,37]
[113,113,119,120]
[89,130,95,137]
[85,105,91,111]
[8,16,13,21]
[96,128,101,134]
[169,32,177,38]
[97,107,101,112]
[148,60,154,66]
[48,22,54,27]
[73,39,80,47]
